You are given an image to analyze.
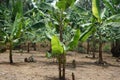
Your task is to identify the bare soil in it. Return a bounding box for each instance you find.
[0,50,120,80]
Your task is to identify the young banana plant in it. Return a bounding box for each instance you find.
[4,13,24,64]
[92,0,120,64]
[1,0,24,64]
[46,0,95,79]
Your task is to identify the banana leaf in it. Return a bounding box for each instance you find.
[103,0,115,14]
[56,0,76,11]
[68,29,80,50]
[10,13,23,40]
[12,0,23,20]
[51,36,64,55]
[80,26,95,42]
[92,0,101,22]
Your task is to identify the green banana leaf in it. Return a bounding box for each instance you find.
[106,13,120,21]
[113,0,120,5]
[31,21,45,29]
[68,29,80,50]
[80,26,95,42]
[10,13,23,40]
[12,0,23,19]
[103,0,115,14]
[92,0,101,22]
[51,36,64,55]
[56,0,76,11]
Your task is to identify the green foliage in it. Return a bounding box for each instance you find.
[92,0,101,22]
[51,36,64,55]
[112,0,120,5]
[10,13,23,40]
[31,21,45,29]
[12,0,23,20]
[103,0,115,14]
[56,0,76,11]
[68,29,80,50]
[80,26,95,42]
[106,13,120,21]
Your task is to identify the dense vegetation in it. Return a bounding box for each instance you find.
[0,0,120,80]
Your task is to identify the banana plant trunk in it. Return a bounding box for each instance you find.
[92,34,96,58]
[98,41,103,63]
[9,42,13,64]
[59,13,66,80]
[62,52,66,80]
[27,42,30,53]
[87,40,90,54]
[97,23,103,63]
[92,50,96,58]
[33,43,36,51]
[111,39,120,57]
[58,56,62,79]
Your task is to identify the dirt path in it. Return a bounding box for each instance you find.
[0,50,120,80]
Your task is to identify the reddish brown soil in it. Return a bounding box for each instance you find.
[0,50,120,80]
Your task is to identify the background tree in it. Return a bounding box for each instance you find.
[0,0,24,64]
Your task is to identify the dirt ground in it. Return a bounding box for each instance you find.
[0,50,120,80]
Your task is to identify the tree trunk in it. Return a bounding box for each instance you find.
[9,42,13,64]
[87,40,90,54]
[49,40,52,52]
[98,42,103,63]
[111,39,120,57]
[59,11,66,80]
[33,43,36,51]
[92,34,96,58]
[97,26,104,63]
[58,56,62,79]
[92,41,96,58]
[62,53,66,80]
[27,42,30,53]
[72,72,75,80]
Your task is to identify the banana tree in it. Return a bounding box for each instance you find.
[23,1,53,52]
[6,14,23,64]
[92,0,106,63]
[70,0,98,58]
[45,0,95,79]
[102,0,120,57]
[0,0,24,64]
[91,0,120,63]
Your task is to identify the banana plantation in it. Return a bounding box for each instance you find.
[0,0,120,80]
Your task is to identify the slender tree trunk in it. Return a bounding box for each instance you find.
[62,53,66,80]
[60,24,63,42]
[92,41,96,58]
[98,41,103,63]
[92,34,96,58]
[33,43,36,51]
[87,40,90,54]
[72,72,75,80]
[49,40,52,52]
[59,24,65,80]
[27,42,30,53]
[9,42,13,64]
[59,25,63,80]
[97,25,104,63]
[111,39,120,57]
[58,56,62,79]
[59,10,66,80]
